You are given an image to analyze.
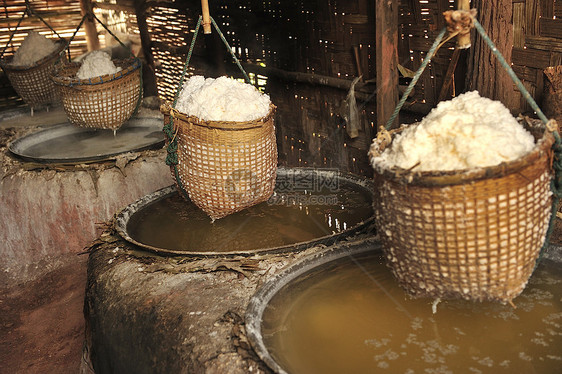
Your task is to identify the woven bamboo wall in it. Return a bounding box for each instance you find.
[0,0,87,109]
[147,0,377,103]
[398,0,458,111]
[0,0,139,110]
[1,1,559,173]
[512,0,562,112]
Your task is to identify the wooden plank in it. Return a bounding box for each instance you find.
[540,0,554,18]
[376,0,399,128]
[551,52,562,67]
[435,0,450,29]
[526,0,540,36]
[526,35,562,53]
[513,2,525,48]
[539,17,562,39]
[520,81,536,112]
[512,47,551,69]
[535,67,544,103]
[408,36,433,52]
[438,48,460,101]
[410,0,423,24]
[556,2,562,18]
[512,64,539,82]
[92,2,135,13]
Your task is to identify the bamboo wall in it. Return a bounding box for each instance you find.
[512,0,562,112]
[1,1,560,174]
[0,0,87,109]
[0,0,139,110]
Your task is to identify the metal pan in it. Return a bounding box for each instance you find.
[8,116,165,163]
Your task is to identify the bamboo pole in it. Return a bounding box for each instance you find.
[201,0,211,34]
[456,0,471,48]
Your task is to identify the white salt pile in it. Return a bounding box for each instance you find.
[176,75,271,122]
[370,91,535,172]
[11,31,57,67]
[77,50,122,80]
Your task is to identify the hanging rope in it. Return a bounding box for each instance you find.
[163,15,252,201]
[382,9,562,269]
[0,1,66,61]
[468,17,562,265]
[384,27,447,130]
[210,17,250,83]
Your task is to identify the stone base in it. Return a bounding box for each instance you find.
[84,226,377,374]
[0,124,172,287]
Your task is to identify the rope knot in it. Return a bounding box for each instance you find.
[443,9,476,36]
[546,119,559,133]
[368,126,393,159]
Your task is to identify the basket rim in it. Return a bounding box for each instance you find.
[371,118,556,187]
[161,102,276,130]
[0,38,66,71]
[51,56,141,87]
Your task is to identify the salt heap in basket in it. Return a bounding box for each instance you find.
[0,31,65,109]
[10,31,58,67]
[52,49,141,131]
[168,75,277,221]
[76,50,122,79]
[369,91,555,304]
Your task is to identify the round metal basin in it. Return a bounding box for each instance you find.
[245,244,562,374]
[8,115,165,163]
[115,167,374,256]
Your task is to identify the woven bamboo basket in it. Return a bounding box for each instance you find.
[0,39,66,108]
[51,57,141,130]
[162,103,277,220]
[370,119,556,303]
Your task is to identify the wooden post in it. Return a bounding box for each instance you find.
[201,0,211,34]
[376,0,399,129]
[466,0,519,110]
[134,0,159,97]
[79,0,100,51]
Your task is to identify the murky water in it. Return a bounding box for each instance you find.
[262,252,562,374]
[126,181,372,253]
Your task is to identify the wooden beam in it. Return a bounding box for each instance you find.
[376,0,399,129]
[80,0,100,51]
[134,0,158,97]
[92,2,135,13]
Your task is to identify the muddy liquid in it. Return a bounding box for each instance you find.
[262,252,562,374]
[126,182,372,253]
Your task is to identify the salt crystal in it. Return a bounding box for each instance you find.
[371,91,535,172]
[11,31,57,67]
[176,75,271,122]
[76,50,122,80]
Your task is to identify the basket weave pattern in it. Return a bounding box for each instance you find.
[52,58,141,130]
[171,105,277,220]
[0,40,66,108]
[373,123,554,303]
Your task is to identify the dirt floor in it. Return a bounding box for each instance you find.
[0,256,89,374]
